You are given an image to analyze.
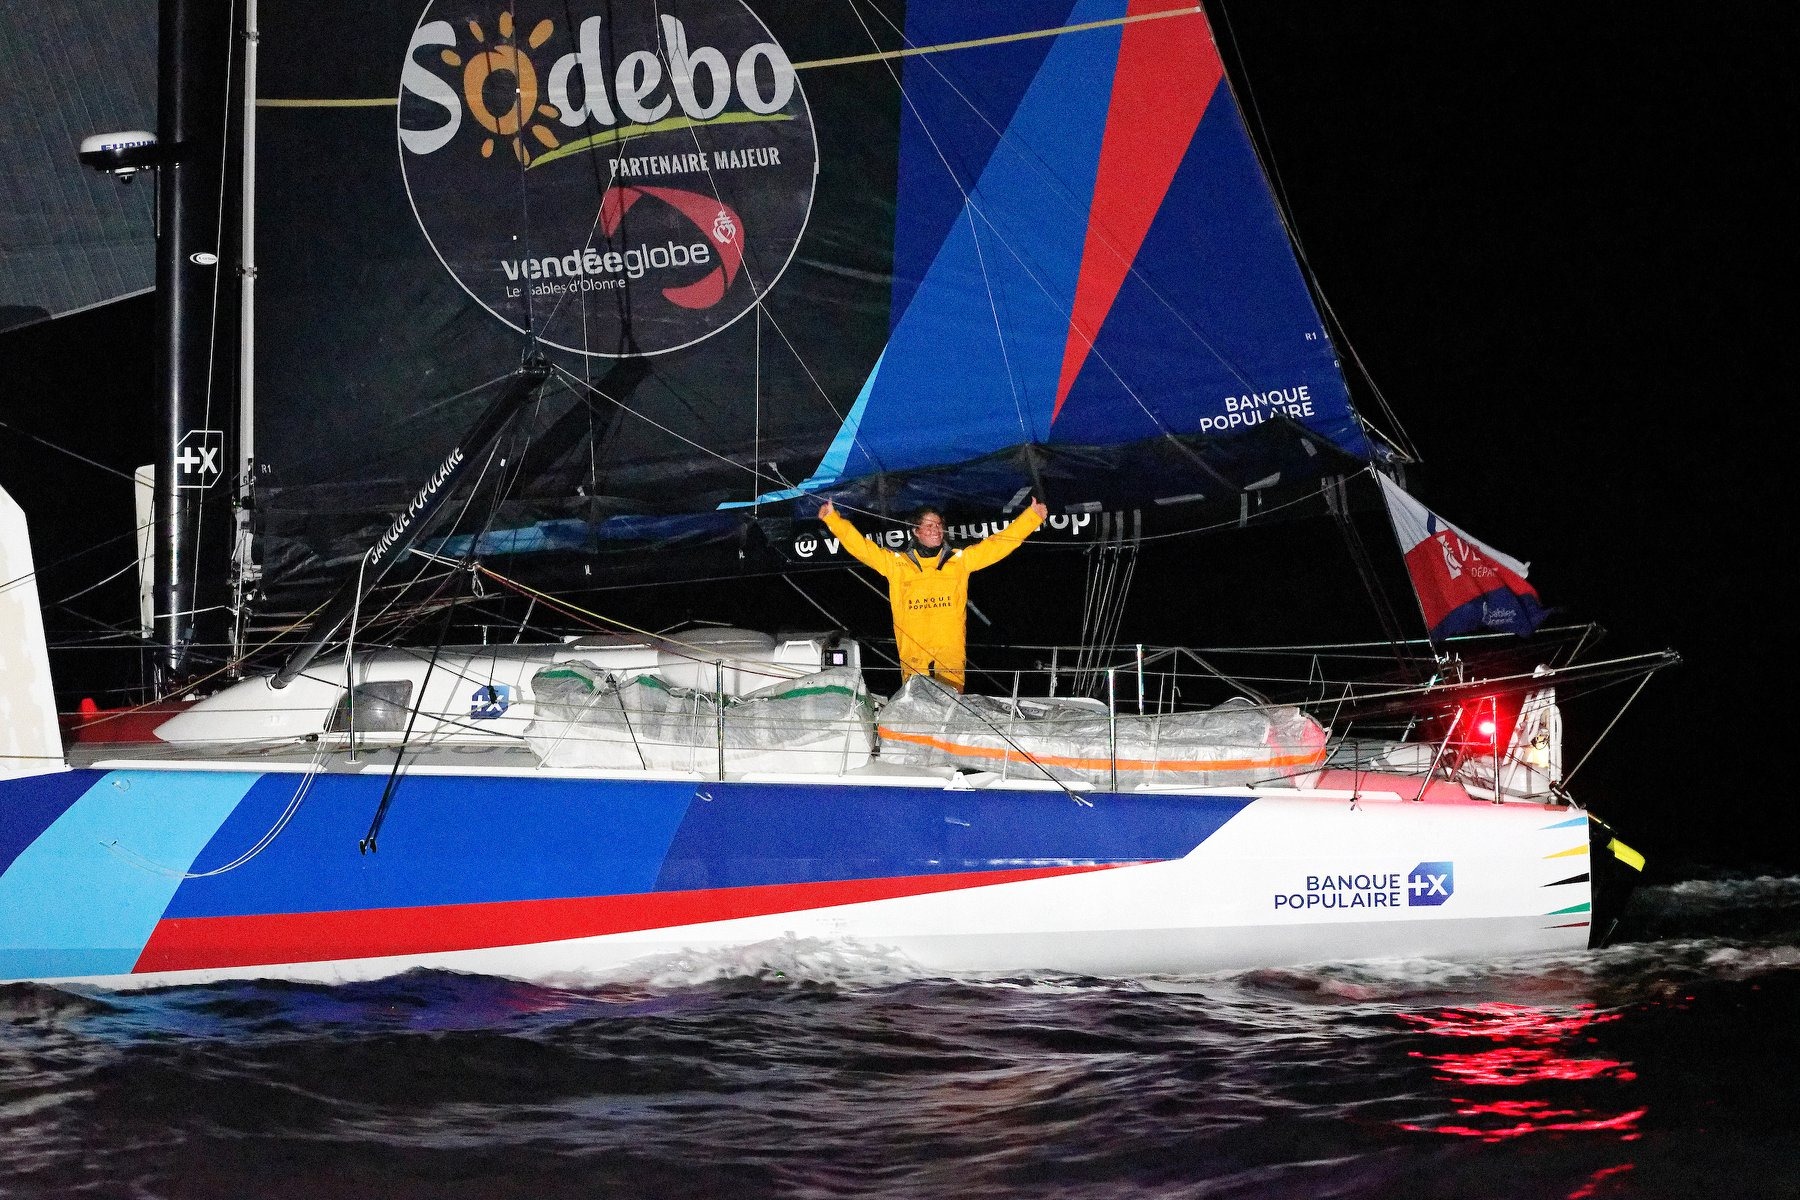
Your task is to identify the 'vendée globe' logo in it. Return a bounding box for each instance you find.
[397,1,815,357]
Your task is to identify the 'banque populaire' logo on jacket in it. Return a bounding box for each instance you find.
[398,1,815,358]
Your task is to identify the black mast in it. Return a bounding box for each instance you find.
[152,0,230,685]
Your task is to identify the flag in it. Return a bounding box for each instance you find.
[1376,473,1548,643]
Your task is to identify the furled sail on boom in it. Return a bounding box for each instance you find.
[251,0,1378,609]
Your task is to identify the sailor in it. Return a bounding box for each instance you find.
[819,497,1047,692]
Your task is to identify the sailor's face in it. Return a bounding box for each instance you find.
[914,514,945,549]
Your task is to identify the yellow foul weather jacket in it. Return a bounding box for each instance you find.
[821,506,1045,691]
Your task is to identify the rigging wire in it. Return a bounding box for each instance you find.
[306,442,509,657]
[754,303,762,511]
[782,572,901,670]
[59,596,326,735]
[59,381,525,727]
[1208,0,1418,461]
[104,739,330,880]
[553,367,765,483]
[547,365,895,528]
[837,0,1047,450]
[1327,470,1419,678]
[45,560,138,609]
[269,369,519,482]
[656,0,892,483]
[1104,517,1143,689]
[0,418,143,485]
[1560,669,1657,788]
[512,0,888,497]
[849,0,1265,401]
[360,572,463,853]
[0,523,146,599]
[754,304,890,482]
[1073,518,1118,694]
[887,675,1094,808]
[232,366,522,645]
[1070,511,1143,697]
[429,557,802,688]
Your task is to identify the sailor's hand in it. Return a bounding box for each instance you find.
[1030,498,1048,519]
[819,499,835,520]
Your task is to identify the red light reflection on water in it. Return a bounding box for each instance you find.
[1568,1164,1636,1198]
[1409,1101,1648,1142]
[1396,1003,1644,1146]
[1398,1002,1618,1042]
[1421,1045,1635,1086]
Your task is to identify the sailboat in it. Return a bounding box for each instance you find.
[0,0,1673,988]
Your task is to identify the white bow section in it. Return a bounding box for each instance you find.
[0,484,65,775]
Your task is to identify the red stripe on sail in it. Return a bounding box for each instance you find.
[1053,1,1221,421]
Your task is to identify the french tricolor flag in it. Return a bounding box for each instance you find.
[1377,473,1547,643]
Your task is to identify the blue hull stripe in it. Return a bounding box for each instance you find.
[166,774,699,918]
[0,769,96,876]
[0,770,257,978]
[0,769,1255,978]
[654,783,1250,890]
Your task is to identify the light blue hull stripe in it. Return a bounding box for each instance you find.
[0,771,258,979]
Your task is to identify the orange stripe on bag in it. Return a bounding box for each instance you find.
[875,726,1326,773]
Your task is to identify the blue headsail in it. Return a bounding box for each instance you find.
[751,0,1367,507]
[252,0,1376,599]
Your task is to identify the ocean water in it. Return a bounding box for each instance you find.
[2,875,1796,1199]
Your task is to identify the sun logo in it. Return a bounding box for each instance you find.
[438,11,561,165]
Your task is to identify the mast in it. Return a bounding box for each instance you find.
[230,0,260,665]
[152,0,230,685]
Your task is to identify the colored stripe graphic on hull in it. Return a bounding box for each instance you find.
[136,864,1124,973]
[0,771,257,980]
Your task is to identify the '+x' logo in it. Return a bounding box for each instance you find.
[175,430,222,489]
[1407,861,1455,907]
[176,445,218,474]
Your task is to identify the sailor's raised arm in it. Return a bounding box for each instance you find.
[819,500,901,576]
[961,499,1047,571]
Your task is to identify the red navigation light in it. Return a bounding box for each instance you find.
[1476,717,1497,740]
[78,697,100,716]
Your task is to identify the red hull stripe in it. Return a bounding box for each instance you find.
[133,864,1127,973]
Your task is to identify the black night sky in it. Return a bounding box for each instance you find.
[2,4,1790,872]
